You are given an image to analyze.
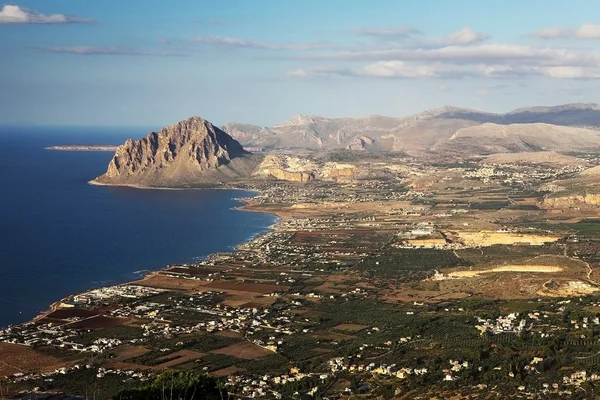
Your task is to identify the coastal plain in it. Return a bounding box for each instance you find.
[8,145,600,398]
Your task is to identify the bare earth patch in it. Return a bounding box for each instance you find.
[332,323,369,332]
[538,280,600,297]
[210,341,273,359]
[114,345,151,362]
[154,350,206,369]
[0,343,74,376]
[451,231,561,247]
[448,265,563,278]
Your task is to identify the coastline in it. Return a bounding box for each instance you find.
[45,145,119,152]
[88,178,255,192]
[14,185,282,330]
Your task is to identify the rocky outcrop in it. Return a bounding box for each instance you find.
[92,116,259,187]
[261,169,315,182]
[543,194,600,208]
[346,136,375,151]
[253,155,316,183]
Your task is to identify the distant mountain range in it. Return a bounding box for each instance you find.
[222,103,600,153]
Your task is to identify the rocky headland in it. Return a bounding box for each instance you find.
[91,116,261,188]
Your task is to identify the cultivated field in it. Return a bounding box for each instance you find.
[0,343,73,376]
[210,342,274,359]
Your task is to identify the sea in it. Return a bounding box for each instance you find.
[0,126,278,328]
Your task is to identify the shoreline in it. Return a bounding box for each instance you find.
[9,185,282,330]
[88,178,261,193]
[45,145,119,152]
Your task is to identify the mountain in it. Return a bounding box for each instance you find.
[91,116,259,188]
[222,114,402,151]
[221,103,600,153]
[432,123,600,154]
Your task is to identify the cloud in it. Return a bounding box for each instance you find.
[360,61,470,78]
[286,66,353,77]
[0,4,92,24]
[402,27,490,49]
[353,26,489,48]
[41,46,184,56]
[353,26,421,38]
[303,43,600,67]
[533,23,600,39]
[189,36,335,51]
[445,27,489,44]
[288,62,477,79]
[541,66,600,78]
[287,26,600,81]
[288,61,600,80]
[576,24,600,39]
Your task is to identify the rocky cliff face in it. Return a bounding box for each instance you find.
[92,116,259,187]
[252,155,316,183]
[543,194,600,208]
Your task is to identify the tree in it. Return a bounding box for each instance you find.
[115,370,226,400]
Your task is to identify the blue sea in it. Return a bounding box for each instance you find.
[0,126,277,327]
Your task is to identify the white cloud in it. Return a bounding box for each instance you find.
[190,36,334,51]
[42,46,184,56]
[288,61,600,80]
[533,27,567,39]
[354,26,489,48]
[286,66,352,77]
[304,43,600,69]
[446,27,489,44]
[541,66,600,78]
[576,23,600,39]
[360,61,461,78]
[0,4,92,24]
[533,23,600,39]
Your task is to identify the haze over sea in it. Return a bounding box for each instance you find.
[0,126,277,327]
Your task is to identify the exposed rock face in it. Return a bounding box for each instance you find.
[222,103,600,154]
[253,155,316,182]
[92,116,259,187]
[262,169,315,183]
[252,154,385,183]
[346,136,375,151]
[543,194,600,208]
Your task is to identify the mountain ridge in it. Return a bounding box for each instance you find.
[222,103,600,152]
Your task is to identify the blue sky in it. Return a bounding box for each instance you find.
[3,0,600,127]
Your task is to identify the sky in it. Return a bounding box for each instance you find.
[3,0,600,127]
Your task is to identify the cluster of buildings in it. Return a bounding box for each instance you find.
[464,163,585,187]
[8,364,152,386]
[475,313,529,335]
[65,285,166,307]
[327,356,428,381]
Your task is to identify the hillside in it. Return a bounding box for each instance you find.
[91,116,260,188]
